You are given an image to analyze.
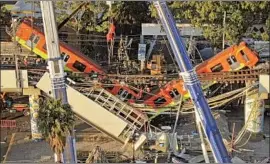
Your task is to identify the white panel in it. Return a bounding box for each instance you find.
[20,70,29,88]
[134,134,147,151]
[259,74,270,94]
[0,70,28,89]
[142,23,203,36]
[36,73,128,137]
[180,26,203,36]
[142,24,166,36]
[1,70,17,89]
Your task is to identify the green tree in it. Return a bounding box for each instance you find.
[55,1,153,34]
[55,1,110,33]
[37,98,75,163]
[151,1,270,46]
[0,5,11,25]
[109,2,153,60]
[264,17,270,41]
[55,1,110,59]
[111,2,152,35]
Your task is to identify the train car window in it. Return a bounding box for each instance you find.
[169,89,180,98]
[240,50,249,62]
[210,63,223,72]
[118,88,123,95]
[231,56,237,62]
[173,89,179,95]
[63,55,70,62]
[33,36,40,44]
[227,58,232,65]
[61,52,70,62]
[43,44,47,50]
[169,91,175,98]
[73,60,86,72]
[29,34,35,41]
[120,91,128,100]
[154,97,167,106]
[227,56,237,65]
[127,94,132,99]
[122,91,128,97]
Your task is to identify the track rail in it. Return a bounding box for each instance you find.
[2,54,269,84]
[103,68,269,84]
[25,68,270,85]
[0,55,47,71]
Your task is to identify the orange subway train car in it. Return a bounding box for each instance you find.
[110,85,141,101]
[15,21,141,101]
[196,42,259,73]
[144,42,259,107]
[15,21,105,75]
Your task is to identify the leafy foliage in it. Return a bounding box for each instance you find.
[151,1,270,46]
[37,97,75,156]
[111,2,152,35]
[0,5,11,25]
[55,1,154,35]
[55,1,110,33]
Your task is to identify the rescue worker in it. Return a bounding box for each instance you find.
[23,56,28,66]
[35,58,41,66]
[3,95,13,108]
[145,85,151,93]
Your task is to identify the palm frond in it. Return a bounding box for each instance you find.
[37,97,75,154]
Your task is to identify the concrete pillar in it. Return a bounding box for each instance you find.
[29,95,42,140]
[244,93,265,133]
[139,35,145,73]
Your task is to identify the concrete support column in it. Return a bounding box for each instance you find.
[29,94,42,141]
[245,93,265,133]
[139,35,145,73]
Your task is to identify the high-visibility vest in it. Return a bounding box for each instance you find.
[106,23,116,42]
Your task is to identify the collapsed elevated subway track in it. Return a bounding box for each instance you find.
[24,67,269,85]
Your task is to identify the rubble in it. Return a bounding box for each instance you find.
[232,156,245,163]
[188,155,205,163]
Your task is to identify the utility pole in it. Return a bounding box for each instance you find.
[146,35,157,61]
[12,17,21,90]
[40,1,76,163]
[139,35,145,73]
[222,11,226,50]
[195,111,210,163]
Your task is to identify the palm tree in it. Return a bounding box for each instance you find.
[37,97,75,163]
